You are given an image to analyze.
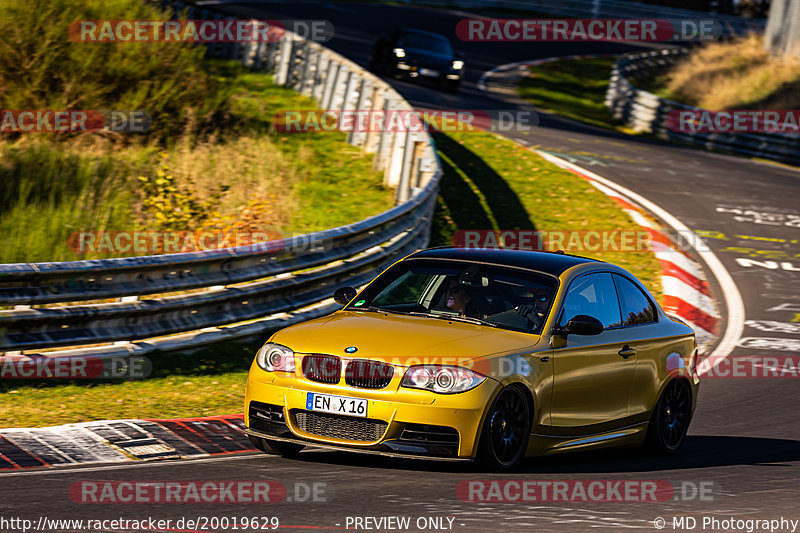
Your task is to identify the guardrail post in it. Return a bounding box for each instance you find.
[330,67,351,110]
[410,139,425,187]
[341,70,359,113]
[384,127,406,190]
[289,40,307,91]
[363,88,384,155]
[373,93,393,170]
[312,52,329,102]
[395,131,416,203]
[252,40,265,70]
[416,143,438,188]
[274,37,294,85]
[299,42,316,96]
[321,60,341,109]
[264,40,279,72]
[348,79,373,148]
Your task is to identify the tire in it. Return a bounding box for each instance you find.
[644,379,692,455]
[248,435,304,458]
[477,386,531,470]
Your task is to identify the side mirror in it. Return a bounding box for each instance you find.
[564,315,604,336]
[333,286,357,306]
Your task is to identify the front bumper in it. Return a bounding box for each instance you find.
[244,366,500,459]
[392,62,461,82]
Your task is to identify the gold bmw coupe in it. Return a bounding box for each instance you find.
[245,248,699,470]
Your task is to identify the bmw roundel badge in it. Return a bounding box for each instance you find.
[344,346,358,354]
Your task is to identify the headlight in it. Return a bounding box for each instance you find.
[401,365,485,394]
[256,343,295,372]
[451,60,464,70]
[393,47,406,58]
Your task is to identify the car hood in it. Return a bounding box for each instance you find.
[270,310,542,365]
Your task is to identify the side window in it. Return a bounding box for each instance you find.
[613,274,657,326]
[558,273,622,329]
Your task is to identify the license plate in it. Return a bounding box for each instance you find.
[306,392,368,418]
[419,68,440,77]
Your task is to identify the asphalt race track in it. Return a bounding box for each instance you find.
[2,3,799,532]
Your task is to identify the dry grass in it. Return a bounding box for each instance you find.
[167,136,298,232]
[664,35,800,109]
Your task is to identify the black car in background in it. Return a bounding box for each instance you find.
[369,28,463,92]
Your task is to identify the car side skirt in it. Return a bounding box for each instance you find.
[526,421,649,456]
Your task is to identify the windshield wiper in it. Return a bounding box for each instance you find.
[351,305,409,316]
[438,314,500,328]
[405,311,500,328]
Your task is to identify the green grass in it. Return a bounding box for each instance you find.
[0,338,259,428]
[517,57,634,133]
[0,373,249,428]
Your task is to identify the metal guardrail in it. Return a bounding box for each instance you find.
[605,48,800,167]
[396,0,765,37]
[0,3,443,357]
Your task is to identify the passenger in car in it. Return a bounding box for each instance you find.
[445,278,490,318]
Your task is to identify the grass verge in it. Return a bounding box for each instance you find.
[516,57,633,133]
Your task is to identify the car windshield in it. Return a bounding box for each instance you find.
[396,32,452,55]
[346,259,557,334]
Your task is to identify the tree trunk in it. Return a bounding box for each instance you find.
[764,0,800,57]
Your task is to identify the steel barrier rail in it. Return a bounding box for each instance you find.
[605,48,800,167]
[1,198,434,351]
[0,3,442,357]
[0,181,433,306]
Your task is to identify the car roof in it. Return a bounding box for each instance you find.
[407,247,599,276]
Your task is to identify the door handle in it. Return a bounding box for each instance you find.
[618,345,637,359]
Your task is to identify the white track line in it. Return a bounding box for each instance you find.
[535,150,744,374]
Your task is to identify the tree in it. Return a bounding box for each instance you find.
[764,0,800,57]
